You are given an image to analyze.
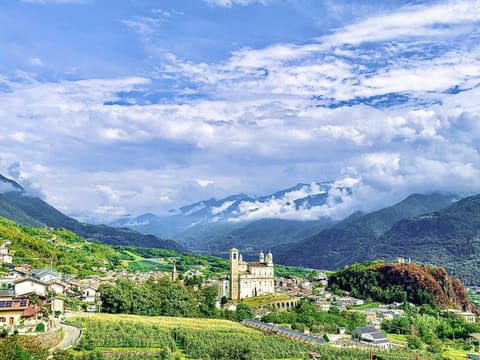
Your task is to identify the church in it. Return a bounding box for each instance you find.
[219,248,275,300]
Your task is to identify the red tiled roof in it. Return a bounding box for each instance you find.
[23,305,41,317]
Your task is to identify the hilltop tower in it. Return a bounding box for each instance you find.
[229,248,240,300]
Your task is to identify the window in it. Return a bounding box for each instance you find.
[0,317,6,323]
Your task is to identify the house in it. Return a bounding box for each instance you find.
[14,277,48,297]
[444,309,477,323]
[315,301,331,312]
[0,244,12,264]
[218,249,275,300]
[22,304,42,322]
[48,281,69,295]
[335,297,365,306]
[352,326,390,349]
[8,266,30,279]
[0,279,15,297]
[0,297,29,327]
[364,310,377,323]
[30,269,61,283]
[461,312,476,323]
[81,286,97,303]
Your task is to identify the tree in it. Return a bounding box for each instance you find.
[199,286,218,317]
[235,303,254,321]
[406,335,423,350]
[0,335,48,360]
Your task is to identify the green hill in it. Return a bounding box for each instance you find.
[0,216,309,280]
[329,261,477,312]
[0,216,123,277]
[371,193,480,285]
[275,193,456,270]
[0,189,182,251]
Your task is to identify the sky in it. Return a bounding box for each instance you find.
[1,0,480,223]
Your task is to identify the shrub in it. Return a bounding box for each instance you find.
[35,323,45,332]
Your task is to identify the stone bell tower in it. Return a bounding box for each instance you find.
[229,248,240,300]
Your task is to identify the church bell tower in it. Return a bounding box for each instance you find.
[229,248,240,300]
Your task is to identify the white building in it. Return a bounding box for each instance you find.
[0,244,12,264]
[81,287,97,303]
[219,248,274,300]
[14,278,48,297]
[30,269,61,283]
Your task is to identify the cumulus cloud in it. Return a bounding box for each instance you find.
[2,0,480,222]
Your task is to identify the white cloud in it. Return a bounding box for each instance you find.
[2,72,480,220]
[122,16,163,36]
[321,0,480,46]
[28,58,44,66]
[204,0,270,7]
[0,182,17,194]
[211,201,235,215]
[2,0,480,222]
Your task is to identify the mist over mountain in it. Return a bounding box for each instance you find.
[0,174,183,251]
[111,181,351,251]
[0,174,24,193]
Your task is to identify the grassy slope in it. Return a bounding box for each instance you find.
[0,216,311,280]
[0,216,121,276]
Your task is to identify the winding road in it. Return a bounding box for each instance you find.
[50,322,82,352]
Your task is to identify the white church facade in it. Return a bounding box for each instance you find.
[219,248,275,300]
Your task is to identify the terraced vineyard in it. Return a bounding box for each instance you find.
[64,314,446,360]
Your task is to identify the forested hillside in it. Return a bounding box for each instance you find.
[275,193,455,269]
[370,194,480,285]
[0,216,121,277]
[0,189,182,251]
[329,261,477,312]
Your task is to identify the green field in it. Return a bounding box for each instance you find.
[62,314,448,360]
[66,314,319,359]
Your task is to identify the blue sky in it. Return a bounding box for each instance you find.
[1,0,480,222]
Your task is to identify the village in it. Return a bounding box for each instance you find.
[0,242,479,359]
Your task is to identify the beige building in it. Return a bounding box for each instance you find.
[219,248,274,300]
[0,297,29,327]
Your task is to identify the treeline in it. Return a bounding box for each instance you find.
[328,261,475,310]
[98,277,254,320]
[381,303,480,353]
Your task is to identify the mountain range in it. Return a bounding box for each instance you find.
[115,186,480,286]
[2,173,480,286]
[0,175,183,252]
[111,181,350,253]
[274,193,456,267]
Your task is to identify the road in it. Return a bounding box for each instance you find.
[50,322,82,352]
